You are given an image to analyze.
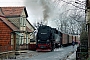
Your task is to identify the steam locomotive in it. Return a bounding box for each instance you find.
[36,25,55,51]
[28,25,80,51]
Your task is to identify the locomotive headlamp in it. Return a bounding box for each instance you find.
[47,40,50,42]
[38,40,40,42]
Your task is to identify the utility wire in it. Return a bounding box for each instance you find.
[60,0,85,10]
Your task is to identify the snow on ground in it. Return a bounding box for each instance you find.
[4,45,78,60]
[54,48,64,51]
[66,51,76,60]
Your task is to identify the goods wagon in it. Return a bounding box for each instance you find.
[68,34,73,45]
[73,35,80,44]
[62,33,69,46]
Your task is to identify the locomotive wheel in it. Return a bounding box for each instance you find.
[51,48,54,51]
[51,43,55,51]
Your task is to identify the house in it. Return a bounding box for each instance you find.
[0,15,19,52]
[0,6,35,51]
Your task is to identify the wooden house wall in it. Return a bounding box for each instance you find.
[8,18,20,28]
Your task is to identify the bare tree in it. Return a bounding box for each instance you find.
[69,9,85,34]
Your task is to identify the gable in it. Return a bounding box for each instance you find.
[1,7,28,17]
[26,19,35,32]
[0,17,19,31]
[0,18,12,31]
[21,9,26,17]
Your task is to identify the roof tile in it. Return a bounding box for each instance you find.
[1,7,25,16]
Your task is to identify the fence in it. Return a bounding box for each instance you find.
[0,45,14,52]
[0,45,16,59]
[76,44,88,60]
[76,52,88,60]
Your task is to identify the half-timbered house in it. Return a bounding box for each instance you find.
[0,7,35,51]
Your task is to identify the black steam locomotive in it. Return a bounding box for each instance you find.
[36,25,61,51]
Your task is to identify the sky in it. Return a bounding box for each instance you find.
[0,0,85,28]
[0,0,58,26]
[0,0,25,6]
[0,0,45,26]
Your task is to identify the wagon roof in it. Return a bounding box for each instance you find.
[26,26,33,33]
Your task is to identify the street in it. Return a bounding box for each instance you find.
[5,45,77,60]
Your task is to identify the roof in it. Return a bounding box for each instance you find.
[1,7,28,17]
[26,26,33,33]
[0,17,33,33]
[0,7,32,33]
[0,17,19,31]
[0,8,5,17]
[0,16,33,33]
[26,19,36,30]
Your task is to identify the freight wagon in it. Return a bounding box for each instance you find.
[61,33,69,46]
[68,34,73,45]
[73,35,80,44]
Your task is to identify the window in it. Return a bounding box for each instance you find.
[20,17,26,27]
[11,34,14,45]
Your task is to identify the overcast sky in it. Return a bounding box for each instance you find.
[0,0,53,26]
[0,0,85,28]
[0,0,42,25]
[0,0,25,6]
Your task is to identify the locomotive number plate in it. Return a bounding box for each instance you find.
[40,46,45,48]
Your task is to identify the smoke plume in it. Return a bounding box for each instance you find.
[24,0,58,25]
